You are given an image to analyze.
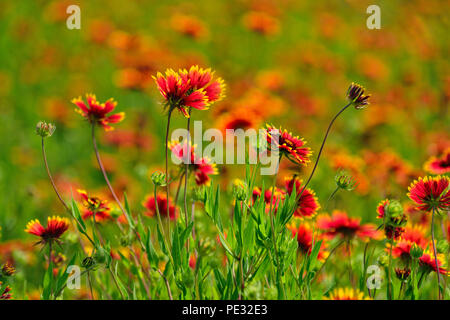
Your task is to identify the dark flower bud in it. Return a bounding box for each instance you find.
[1,262,15,277]
[395,268,411,281]
[82,257,96,269]
[347,83,371,109]
[36,121,56,138]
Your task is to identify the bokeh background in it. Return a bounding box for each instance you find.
[0,0,448,298]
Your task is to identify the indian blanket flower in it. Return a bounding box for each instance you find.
[142,193,178,220]
[77,189,112,222]
[424,148,450,174]
[288,221,328,261]
[0,282,12,300]
[419,250,448,275]
[390,224,428,260]
[324,288,371,300]
[25,216,70,245]
[317,210,380,241]
[72,94,125,131]
[179,65,225,104]
[169,140,218,186]
[347,82,371,109]
[407,176,450,212]
[252,186,285,213]
[285,176,320,219]
[264,124,312,165]
[153,66,225,118]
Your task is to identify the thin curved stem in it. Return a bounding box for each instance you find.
[297,102,351,202]
[325,186,340,210]
[157,269,173,300]
[108,267,126,300]
[388,237,393,300]
[91,123,127,217]
[431,208,442,300]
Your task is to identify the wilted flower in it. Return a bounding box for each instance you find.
[407,176,450,212]
[36,121,56,138]
[1,262,15,277]
[347,82,371,109]
[0,282,12,300]
[72,94,125,131]
[395,268,411,281]
[25,216,70,246]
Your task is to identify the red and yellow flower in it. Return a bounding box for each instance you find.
[419,250,448,275]
[324,288,371,300]
[72,94,125,131]
[153,66,225,118]
[424,148,450,175]
[288,220,328,261]
[142,193,178,220]
[264,124,311,166]
[407,176,450,212]
[25,216,70,245]
[77,189,112,222]
[0,282,12,300]
[285,176,320,219]
[390,224,428,260]
[317,210,381,241]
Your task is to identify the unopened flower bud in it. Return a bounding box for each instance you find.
[437,240,449,254]
[386,200,403,218]
[82,256,95,269]
[232,179,248,201]
[36,121,56,138]
[193,186,207,203]
[410,244,424,259]
[93,247,109,265]
[334,170,357,191]
[151,171,167,187]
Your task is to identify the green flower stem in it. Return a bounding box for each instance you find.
[296,102,352,202]
[165,109,174,244]
[154,185,174,268]
[431,207,442,300]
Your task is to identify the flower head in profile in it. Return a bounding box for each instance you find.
[407,176,450,212]
[317,210,380,241]
[142,193,178,220]
[419,250,448,275]
[390,224,428,261]
[77,189,111,222]
[288,220,328,261]
[179,65,226,104]
[324,288,371,300]
[347,82,371,109]
[285,176,320,219]
[264,124,312,165]
[72,94,125,131]
[25,216,70,246]
[153,66,225,118]
[0,282,12,300]
[424,148,450,175]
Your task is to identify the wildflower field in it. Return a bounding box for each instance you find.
[0,0,449,302]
